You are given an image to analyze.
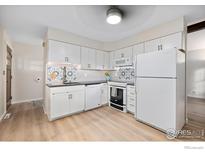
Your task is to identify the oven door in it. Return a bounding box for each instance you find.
[110,86,124,106]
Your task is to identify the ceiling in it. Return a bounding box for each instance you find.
[0,5,205,44]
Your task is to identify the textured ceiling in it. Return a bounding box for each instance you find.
[0,5,205,44]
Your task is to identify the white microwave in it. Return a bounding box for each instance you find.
[115,57,132,67]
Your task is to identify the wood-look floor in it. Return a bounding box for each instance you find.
[0,102,204,141]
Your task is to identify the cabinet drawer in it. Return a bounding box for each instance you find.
[127,96,136,105]
[127,91,135,97]
[127,103,135,113]
[127,85,135,93]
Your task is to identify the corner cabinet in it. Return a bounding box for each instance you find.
[46,85,85,121]
[48,40,81,64]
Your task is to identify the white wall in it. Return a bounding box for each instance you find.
[187,29,205,98]
[12,42,44,104]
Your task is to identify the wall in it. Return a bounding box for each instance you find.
[187,29,205,98]
[46,64,107,84]
[47,28,105,51]
[187,29,205,124]
[12,41,44,104]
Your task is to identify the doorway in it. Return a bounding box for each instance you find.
[6,46,12,110]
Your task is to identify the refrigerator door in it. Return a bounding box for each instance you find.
[136,78,176,131]
[136,49,177,78]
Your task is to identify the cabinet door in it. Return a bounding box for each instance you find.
[69,90,85,114]
[104,52,110,69]
[101,84,108,105]
[109,51,115,69]
[122,46,133,58]
[81,47,96,69]
[144,38,161,53]
[133,43,144,62]
[48,40,67,63]
[85,85,101,110]
[88,48,96,69]
[96,50,104,69]
[81,47,89,69]
[50,92,69,119]
[161,32,182,50]
[66,43,81,64]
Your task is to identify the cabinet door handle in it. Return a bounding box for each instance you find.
[161,44,163,50]
[65,57,69,62]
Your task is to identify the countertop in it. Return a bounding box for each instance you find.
[46,80,135,88]
[46,80,107,88]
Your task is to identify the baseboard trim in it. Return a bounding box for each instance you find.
[0,111,6,121]
[11,98,43,104]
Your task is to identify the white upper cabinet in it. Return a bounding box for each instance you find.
[160,32,182,50]
[104,52,110,70]
[133,43,144,62]
[144,32,182,53]
[114,46,133,66]
[96,51,110,70]
[48,40,81,64]
[96,50,105,70]
[109,51,115,70]
[81,47,96,69]
[144,38,161,53]
[115,47,133,59]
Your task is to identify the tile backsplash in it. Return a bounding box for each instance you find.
[46,64,107,83]
[110,66,135,82]
[46,64,135,84]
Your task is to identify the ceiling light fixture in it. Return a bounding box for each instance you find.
[106,7,122,25]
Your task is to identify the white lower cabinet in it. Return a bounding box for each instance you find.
[48,85,85,121]
[85,84,101,110]
[101,83,108,105]
[127,85,136,114]
[51,91,70,119]
[69,89,85,114]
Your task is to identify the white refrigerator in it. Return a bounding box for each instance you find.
[135,49,185,132]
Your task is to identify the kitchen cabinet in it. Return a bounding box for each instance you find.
[127,85,136,114]
[81,47,96,69]
[101,83,108,105]
[114,46,133,66]
[85,84,101,110]
[160,32,182,50]
[95,50,110,70]
[109,51,115,70]
[96,50,105,70]
[69,88,85,114]
[114,46,133,59]
[144,32,182,53]
[50,91,69,119]
[48,40,81,64]
[48,85,85,121]
[104,52,110,70]
[133,43,144,62]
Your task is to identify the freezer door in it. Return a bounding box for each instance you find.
[136,49,177,78]
[136,78,176,131]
